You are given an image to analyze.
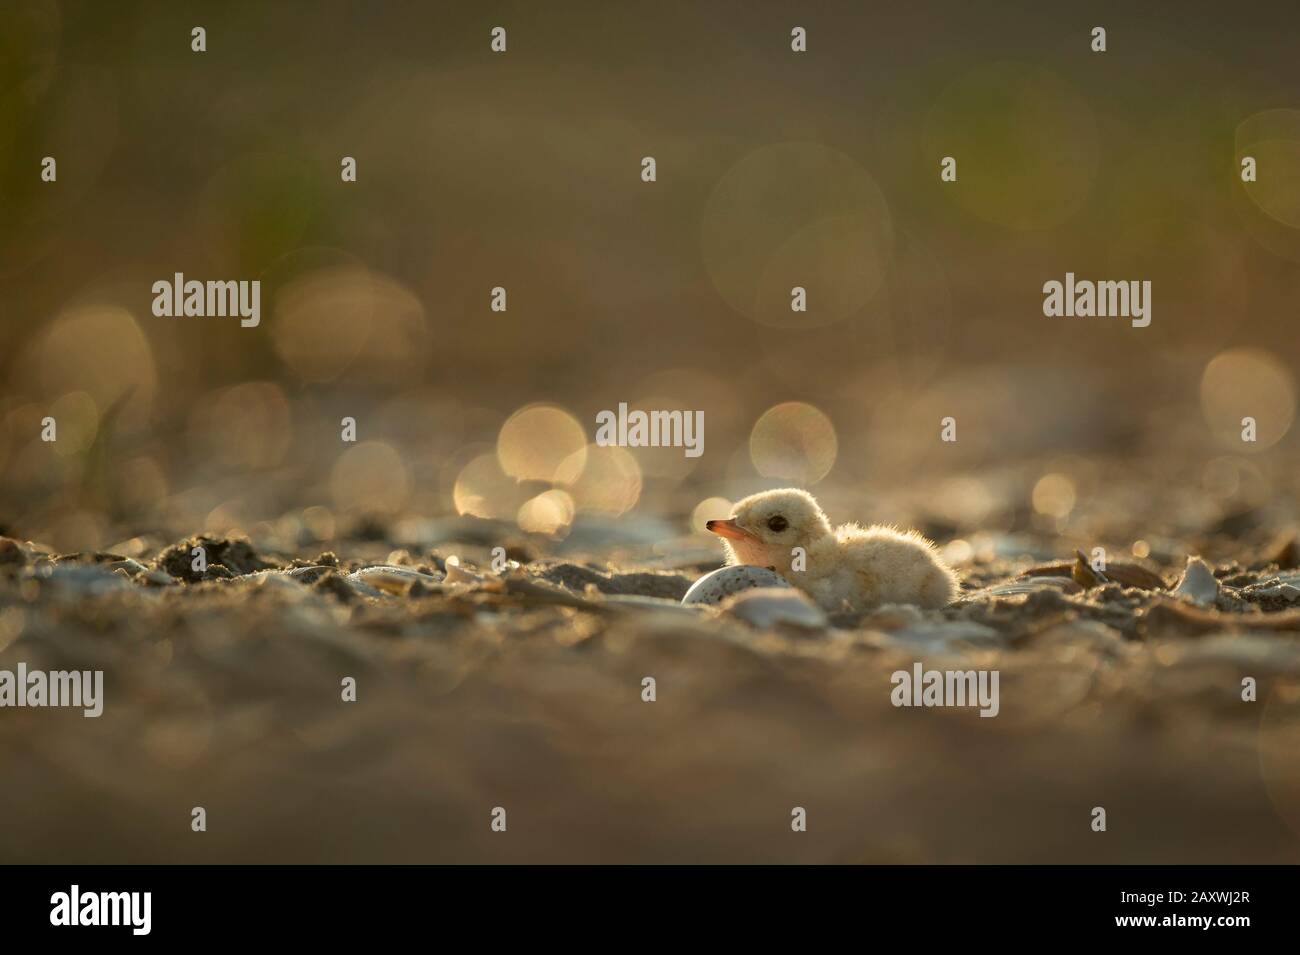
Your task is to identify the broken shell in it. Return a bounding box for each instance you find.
[1100,562,1167,590]
[721,587,827,629]
[960,577,1081,600]
[681,565,790,606]
[1072,550,1108,588]
[437,555,509,593]
[1172,557,1220,607]
[443,560,484,586]
[1236,574,1300,604]
[347,564,442,596]
[1022,559,1165,590]
[442,554,509,589]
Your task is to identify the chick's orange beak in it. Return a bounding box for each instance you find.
[706,518,757,542]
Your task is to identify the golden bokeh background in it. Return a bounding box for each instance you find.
[1,0,1299,554]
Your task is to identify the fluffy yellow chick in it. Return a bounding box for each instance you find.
[706,488,959,611]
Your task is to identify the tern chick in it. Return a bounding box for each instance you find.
[706,488,959,611]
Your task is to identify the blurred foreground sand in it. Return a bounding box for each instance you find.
[3,461,1300,864]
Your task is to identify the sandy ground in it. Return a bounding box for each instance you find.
[3,468,1300,864]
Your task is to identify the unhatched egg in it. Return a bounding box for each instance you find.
[681,565,790,606]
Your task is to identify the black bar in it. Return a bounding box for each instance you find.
[0,865,1286,941]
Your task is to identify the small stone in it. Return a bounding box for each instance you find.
[533,561,692,599]
[25,563,132,597]
[155,535,278,581]
[889,619,1005,652]
[721,587,827,630]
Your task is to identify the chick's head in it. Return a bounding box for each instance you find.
[707,488,833,571]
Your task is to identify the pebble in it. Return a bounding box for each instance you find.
[721,587,827,630]
[534,562,691,600]
[602,594,705,619]
[1171,635,1300,673]
[25,563,133,598]
[887,620,1005,652]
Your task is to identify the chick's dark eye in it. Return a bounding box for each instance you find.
[767,515,788,532]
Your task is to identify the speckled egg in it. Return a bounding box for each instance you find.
[681,565,791,606]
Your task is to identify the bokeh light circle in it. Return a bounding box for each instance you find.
[496,404,588,482]
[34,305,156,424]
[1200,348,1295,451]
[1237,109,1300,229]
[329,441,411,515]
[453,452,523,520]
[556,444,643,515]
[748,402,838,485]
[517,489,576,535]
[271,266,428,384]
[1032,473,1076,519]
